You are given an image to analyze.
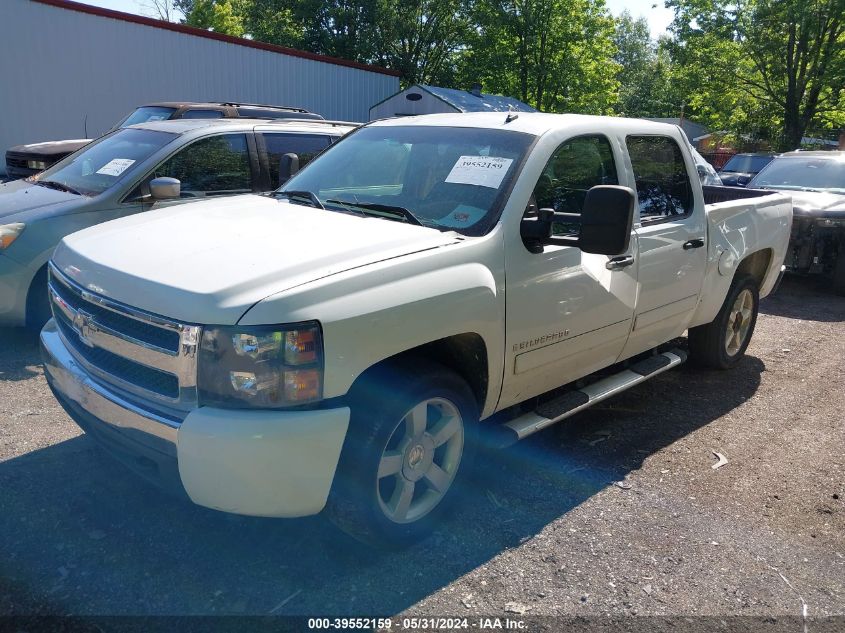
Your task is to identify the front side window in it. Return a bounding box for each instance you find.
[281,125,534,235]
[33,128,177,196]
[152,134,252,197]
[626,135,693,221]
[262,133,333,186]
[530,135,618,235]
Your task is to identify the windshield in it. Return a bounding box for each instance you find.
[117,106,178,128]
[722,154,773,174]
[34,128,177,196]
[749,156,845,193]
[280,125,534,235]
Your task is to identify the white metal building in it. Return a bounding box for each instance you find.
[0,0,400,172]
[369,84,535,121]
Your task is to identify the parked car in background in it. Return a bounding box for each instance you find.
[41,113,791,546]
[4,102,324,180]
[748,151,845,294]
[0,117,353,328]
[718,153,775,187]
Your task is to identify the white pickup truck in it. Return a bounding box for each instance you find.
[41,113,792,546]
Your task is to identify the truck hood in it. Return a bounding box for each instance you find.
[8,139,91,158]
[764,189,845,218]
[52,194,461,324]
[0,179,80,222]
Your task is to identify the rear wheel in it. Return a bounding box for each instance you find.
[325,359,478,548]
[689,274,759,369]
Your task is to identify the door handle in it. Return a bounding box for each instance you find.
[683,238,705,250]
[606,255,635,270]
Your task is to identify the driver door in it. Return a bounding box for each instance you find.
[499,134,638,409]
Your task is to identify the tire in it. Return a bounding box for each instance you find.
[25,266,51,331]
[832,250,845,296]
[688,274,759,369]
[325,358,478,548]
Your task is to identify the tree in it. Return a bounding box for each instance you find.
[667,0,845,150]
[185,0,245,36]
[460,0,619,113]
[613,11,675,117]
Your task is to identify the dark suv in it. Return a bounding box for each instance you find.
[5,102,323,180]
[718,152,775,187]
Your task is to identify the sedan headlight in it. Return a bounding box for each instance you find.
[26,160,48,170]
[0,223,25,249]
[197,322,323,408]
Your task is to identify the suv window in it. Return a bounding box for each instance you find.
[153,133,252,196]
[263,133,333,186]
[530,135,618,235]
[180,109,225,119]
[626,135,693,221]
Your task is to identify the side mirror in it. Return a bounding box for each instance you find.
[279,153,300,185]
[150,177,181,200]
[578,185,636,255]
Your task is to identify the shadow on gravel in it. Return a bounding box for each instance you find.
[0,327,41,381]
[760,275,845,322]
[0,352,764,617]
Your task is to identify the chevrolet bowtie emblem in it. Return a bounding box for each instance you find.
[73,309,97,348]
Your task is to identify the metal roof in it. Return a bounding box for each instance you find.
[418,85,536,113]
[33,0,400,77]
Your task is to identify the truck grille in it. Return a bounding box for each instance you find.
[48,264,201,414]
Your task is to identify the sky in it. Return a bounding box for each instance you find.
[83,0,676,40]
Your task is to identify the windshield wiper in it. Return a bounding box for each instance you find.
[37,180,84,196]
[325,199,424,226]
[275,190,325,209]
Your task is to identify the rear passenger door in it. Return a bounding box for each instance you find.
[618,134,707,360]
[257,131,335,189]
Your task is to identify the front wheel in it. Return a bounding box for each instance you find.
[688,274,759,369]
[325,359,478,548]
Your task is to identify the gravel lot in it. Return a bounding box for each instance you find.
[1,276,843,627]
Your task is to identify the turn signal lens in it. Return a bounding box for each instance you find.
[284,369,321,401]
[285,329,318,364]
[0,223,25,250]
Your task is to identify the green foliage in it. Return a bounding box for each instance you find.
[613,12,675,117]
[666,0,845,150]
[185,0,245,36]
[458,0,619,113]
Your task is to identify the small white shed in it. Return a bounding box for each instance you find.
[369,84,536,121]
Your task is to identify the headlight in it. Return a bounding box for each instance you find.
[197,321,323,408]
[0,223,25,249]
[26,160,48,170]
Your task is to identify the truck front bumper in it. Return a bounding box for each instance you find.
[41,320,350,517]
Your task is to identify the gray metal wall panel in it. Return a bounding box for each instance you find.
[0,0,399,172]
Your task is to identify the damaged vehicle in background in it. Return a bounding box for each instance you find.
[748,151,845,294]
[4,102,323,180]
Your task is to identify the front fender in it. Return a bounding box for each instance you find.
[241,254,505,418]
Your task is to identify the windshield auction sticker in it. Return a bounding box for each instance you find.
[445,156,514,189]
[96,158,136,177]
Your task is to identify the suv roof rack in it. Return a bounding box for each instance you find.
[220,102,311,113]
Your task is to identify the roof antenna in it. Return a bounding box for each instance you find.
[505,104,519,124]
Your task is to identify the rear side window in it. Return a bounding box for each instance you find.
[626,135,693,221]
[262,133,332,186]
